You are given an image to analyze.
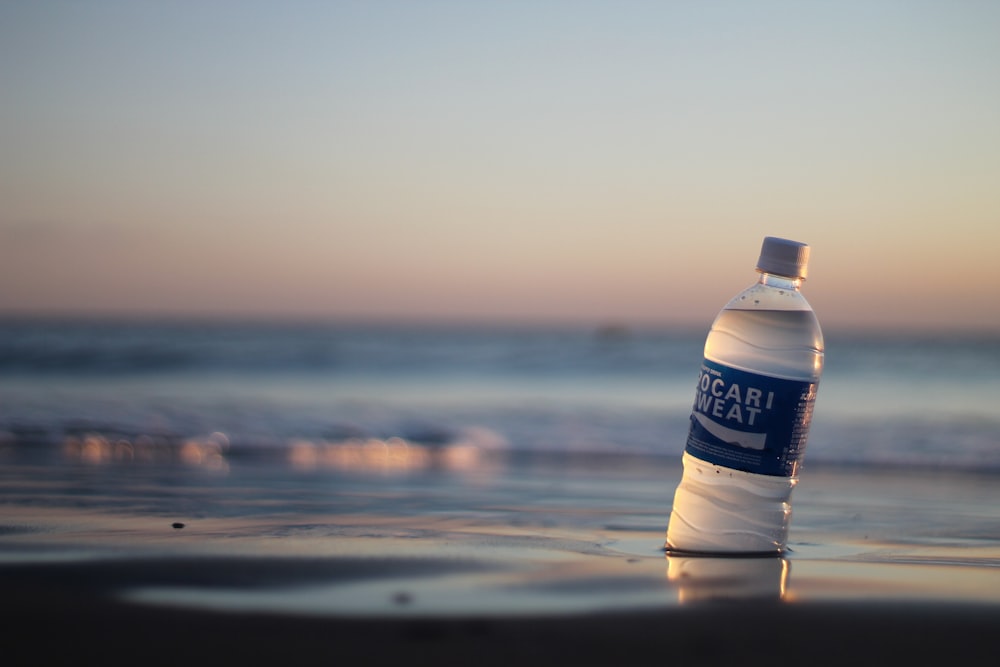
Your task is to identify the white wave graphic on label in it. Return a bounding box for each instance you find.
[692,413,767,451]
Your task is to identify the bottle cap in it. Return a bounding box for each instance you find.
[756,236,810,279]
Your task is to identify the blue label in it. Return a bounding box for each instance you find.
[684,358,818,477]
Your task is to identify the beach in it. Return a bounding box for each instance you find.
[3,441,1000,665]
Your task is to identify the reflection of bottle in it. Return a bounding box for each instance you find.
[666,554,789,603]
[666,237,824,554]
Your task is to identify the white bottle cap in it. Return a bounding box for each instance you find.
[756,236,810,279]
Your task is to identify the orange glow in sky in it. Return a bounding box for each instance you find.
[2,2,999,331]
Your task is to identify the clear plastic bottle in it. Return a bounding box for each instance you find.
[665,236,824,554]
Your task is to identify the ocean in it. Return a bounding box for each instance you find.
[2,317,998,472]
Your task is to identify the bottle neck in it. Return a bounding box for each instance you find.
[757,271,803,291]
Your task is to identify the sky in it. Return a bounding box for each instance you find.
[1,1,999,332]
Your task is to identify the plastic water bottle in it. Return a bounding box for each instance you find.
[665,236,824,554]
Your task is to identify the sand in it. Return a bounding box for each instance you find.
[2,447,999,665]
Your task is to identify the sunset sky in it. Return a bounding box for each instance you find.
[2,1,998,331]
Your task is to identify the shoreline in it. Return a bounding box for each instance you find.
[3,437,1000,665]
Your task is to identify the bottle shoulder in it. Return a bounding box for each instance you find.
[724,281,815,312]
[706,286,824,381]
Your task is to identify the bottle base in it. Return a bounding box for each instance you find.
[666,452,797,555]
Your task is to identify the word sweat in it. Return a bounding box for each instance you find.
[694,363,775,427]
[684,358,817,476]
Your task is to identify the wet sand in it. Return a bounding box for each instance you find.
[2,447,999,665]
[4,582,998,666]
[3,547,998,665]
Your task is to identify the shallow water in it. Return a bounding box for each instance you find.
[3,443,1000,616]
